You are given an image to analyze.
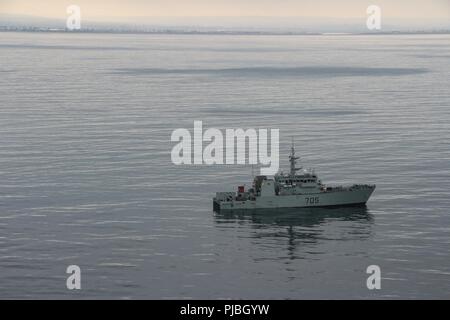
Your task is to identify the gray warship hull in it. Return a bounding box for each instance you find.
[214,185,375,212]
[213,144,376,212]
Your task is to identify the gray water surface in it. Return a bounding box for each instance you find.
[0,32,449,299]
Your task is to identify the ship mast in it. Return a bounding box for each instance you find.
[289,139,301,176]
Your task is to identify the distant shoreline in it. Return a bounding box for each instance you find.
[1,27,450,36]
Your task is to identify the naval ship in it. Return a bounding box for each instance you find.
[213,145,375,211]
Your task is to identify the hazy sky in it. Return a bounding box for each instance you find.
[1,0,450,21]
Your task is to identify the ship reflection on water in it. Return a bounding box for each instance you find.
[214,206,374,260]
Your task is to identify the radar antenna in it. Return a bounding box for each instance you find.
[289,138,302,176]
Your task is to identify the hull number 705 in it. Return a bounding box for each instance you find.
[305,197,319,205]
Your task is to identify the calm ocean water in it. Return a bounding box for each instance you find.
[0,32,449,299]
